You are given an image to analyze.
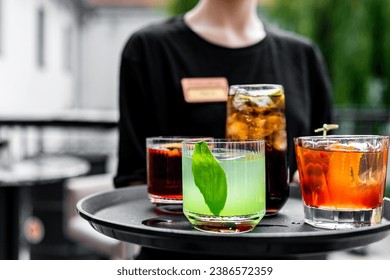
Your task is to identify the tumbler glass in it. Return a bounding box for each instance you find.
[146,136,212,204]
[182,139,266,233]
[295,135,389,229]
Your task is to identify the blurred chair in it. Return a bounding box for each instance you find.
[65,173,140,260]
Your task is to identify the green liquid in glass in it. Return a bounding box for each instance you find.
[182,149,266,216]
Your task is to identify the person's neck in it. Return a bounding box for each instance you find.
[184,0,265,48]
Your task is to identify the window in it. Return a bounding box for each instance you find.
[37,7,45,67]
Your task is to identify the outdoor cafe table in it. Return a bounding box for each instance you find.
[0,155,90,259]
[77,184,390,259]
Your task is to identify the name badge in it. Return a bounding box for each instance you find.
[181,77,228,103]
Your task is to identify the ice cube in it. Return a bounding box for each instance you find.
[213,149,246,161]
[250,118,273,138]
[325,142,352,151]
[233,94,249,109]
[247,88,282,97]
[349,141,375,152]
[226,120,249,140]
[302,140,321,149]
[233,94,274,110]
[249,96,274,108]
[273,130,287,151]
[326,141,374,152]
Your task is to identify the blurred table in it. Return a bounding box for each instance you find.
[0,109,119,259]
[77,185,390,259]
[0,154,90,259]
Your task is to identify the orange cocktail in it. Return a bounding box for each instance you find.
[294,135,389,229]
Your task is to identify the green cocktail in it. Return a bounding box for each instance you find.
[182,139,266,233]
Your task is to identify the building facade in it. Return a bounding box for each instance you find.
[0,0,80,113]
[0,0,166,113]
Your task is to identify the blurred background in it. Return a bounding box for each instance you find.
[0,0,389,260]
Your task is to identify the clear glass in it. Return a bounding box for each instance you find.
[226,84,289,215]
[146,136,212,204]
[294,135,389,229]
[182,139,266,234]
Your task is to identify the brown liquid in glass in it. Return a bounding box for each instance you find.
[147,147,183,200]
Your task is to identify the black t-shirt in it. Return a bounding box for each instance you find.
[114,15,333,188]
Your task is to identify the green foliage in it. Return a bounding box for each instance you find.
[166,0,199,16]
[264,0,390,108]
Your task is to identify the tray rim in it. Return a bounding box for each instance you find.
[77,185,390,240]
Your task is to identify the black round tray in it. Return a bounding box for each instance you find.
[77,185,390,258]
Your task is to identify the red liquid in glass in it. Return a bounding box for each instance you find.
[147,145,182,202]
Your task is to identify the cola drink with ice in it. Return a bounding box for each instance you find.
[226,84,289,215]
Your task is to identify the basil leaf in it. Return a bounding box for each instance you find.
[192,141,227,216]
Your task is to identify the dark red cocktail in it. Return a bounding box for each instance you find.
[146,137,212,204]
[147,141,183,204]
